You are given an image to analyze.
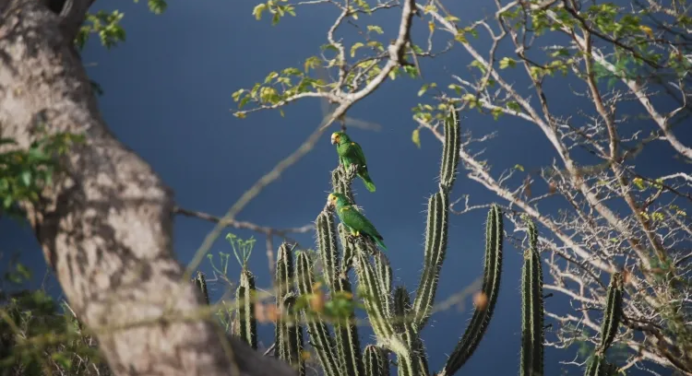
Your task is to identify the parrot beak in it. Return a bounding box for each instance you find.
[330,133,339,145]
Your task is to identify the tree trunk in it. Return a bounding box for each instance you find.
[0,1,295,375]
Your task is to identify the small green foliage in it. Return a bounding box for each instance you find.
[75,11,126,50]
[499,57,516,69]
[225,233,256,268]
[252,0,297,25]
[0,132,84,218]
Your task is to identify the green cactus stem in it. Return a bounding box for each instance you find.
[364,345,389,376]
[520,219,544,376]
[412,189,449,330]
[317,211,341,288]
[276,243,294,298]
[295,251,340,376]
[441,205,503,376]
[274,244,305,375]
[373,252,393,317]
[440,106,461,190]
[598,273,623,353]
[192,271,209,305]
[333,276,364,376]
[332,167,355,203]
[353,251,418,376]
[338,223,355,273]
[584,354,618,376]
[236,269,258,350]
[394,286,430,376]
[277,293,305,376]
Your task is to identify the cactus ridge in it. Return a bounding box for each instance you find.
[192,271,210,305]
[412,190,448,329]
[295,251,341,376]
[520,219,544,376]
[440,107,461,189]
[364,345,389,376]
[317,211,341,288]
[442,204,503,375]
[236,269,258,350]
[599,273,623,353]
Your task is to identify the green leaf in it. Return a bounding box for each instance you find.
[350,42,365,58]
[418,83,429,97]
[147,0,167,14]
[411,129,421,148]
[21,171,32,187]
[499,57,516,69]
[514,164,524,172]
[253,4,267,20]
[367,25,383,34]
[507,101,521,112]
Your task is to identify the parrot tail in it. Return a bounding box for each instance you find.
[359,170,376,192]
[374,235,387,251]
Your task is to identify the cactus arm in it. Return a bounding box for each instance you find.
[439,107,461,189]
[394,286,430,376]
[275,244,305,375]
[192,271,210,305]
[353,250,417,376]
[295,251,341,376]
[412,190,448,329]
[334,276,365,376]
[440,205,503,376]
[317,211,341,289]
[520,219,544,376]
[374,252,393,317]
[236,269,258,350]
[599,273,623,353]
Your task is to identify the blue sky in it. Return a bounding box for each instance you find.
[2,0,690,375]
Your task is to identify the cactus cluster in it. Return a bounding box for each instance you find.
[191,107,627,375]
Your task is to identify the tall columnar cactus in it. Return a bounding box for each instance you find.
[584,273,623,376]
[440,204,504,376]
[521,219,544,376]
[236,269,258,349]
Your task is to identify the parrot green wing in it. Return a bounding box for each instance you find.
[337,205,386,249]
[350,141,368,166]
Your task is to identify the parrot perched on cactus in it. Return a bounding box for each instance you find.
[327,192,387,250]
[330,131,376,192]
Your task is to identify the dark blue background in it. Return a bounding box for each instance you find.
[2,0,689,375]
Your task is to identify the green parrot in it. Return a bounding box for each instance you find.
[330,131,376,192]
[328,192,387,250]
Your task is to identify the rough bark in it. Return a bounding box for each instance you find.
[0,1,295,375]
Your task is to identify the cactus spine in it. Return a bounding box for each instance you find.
[441,204,504,375]
[520,219,544,376]
[236,269,258,349]
[394,286,430,376]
